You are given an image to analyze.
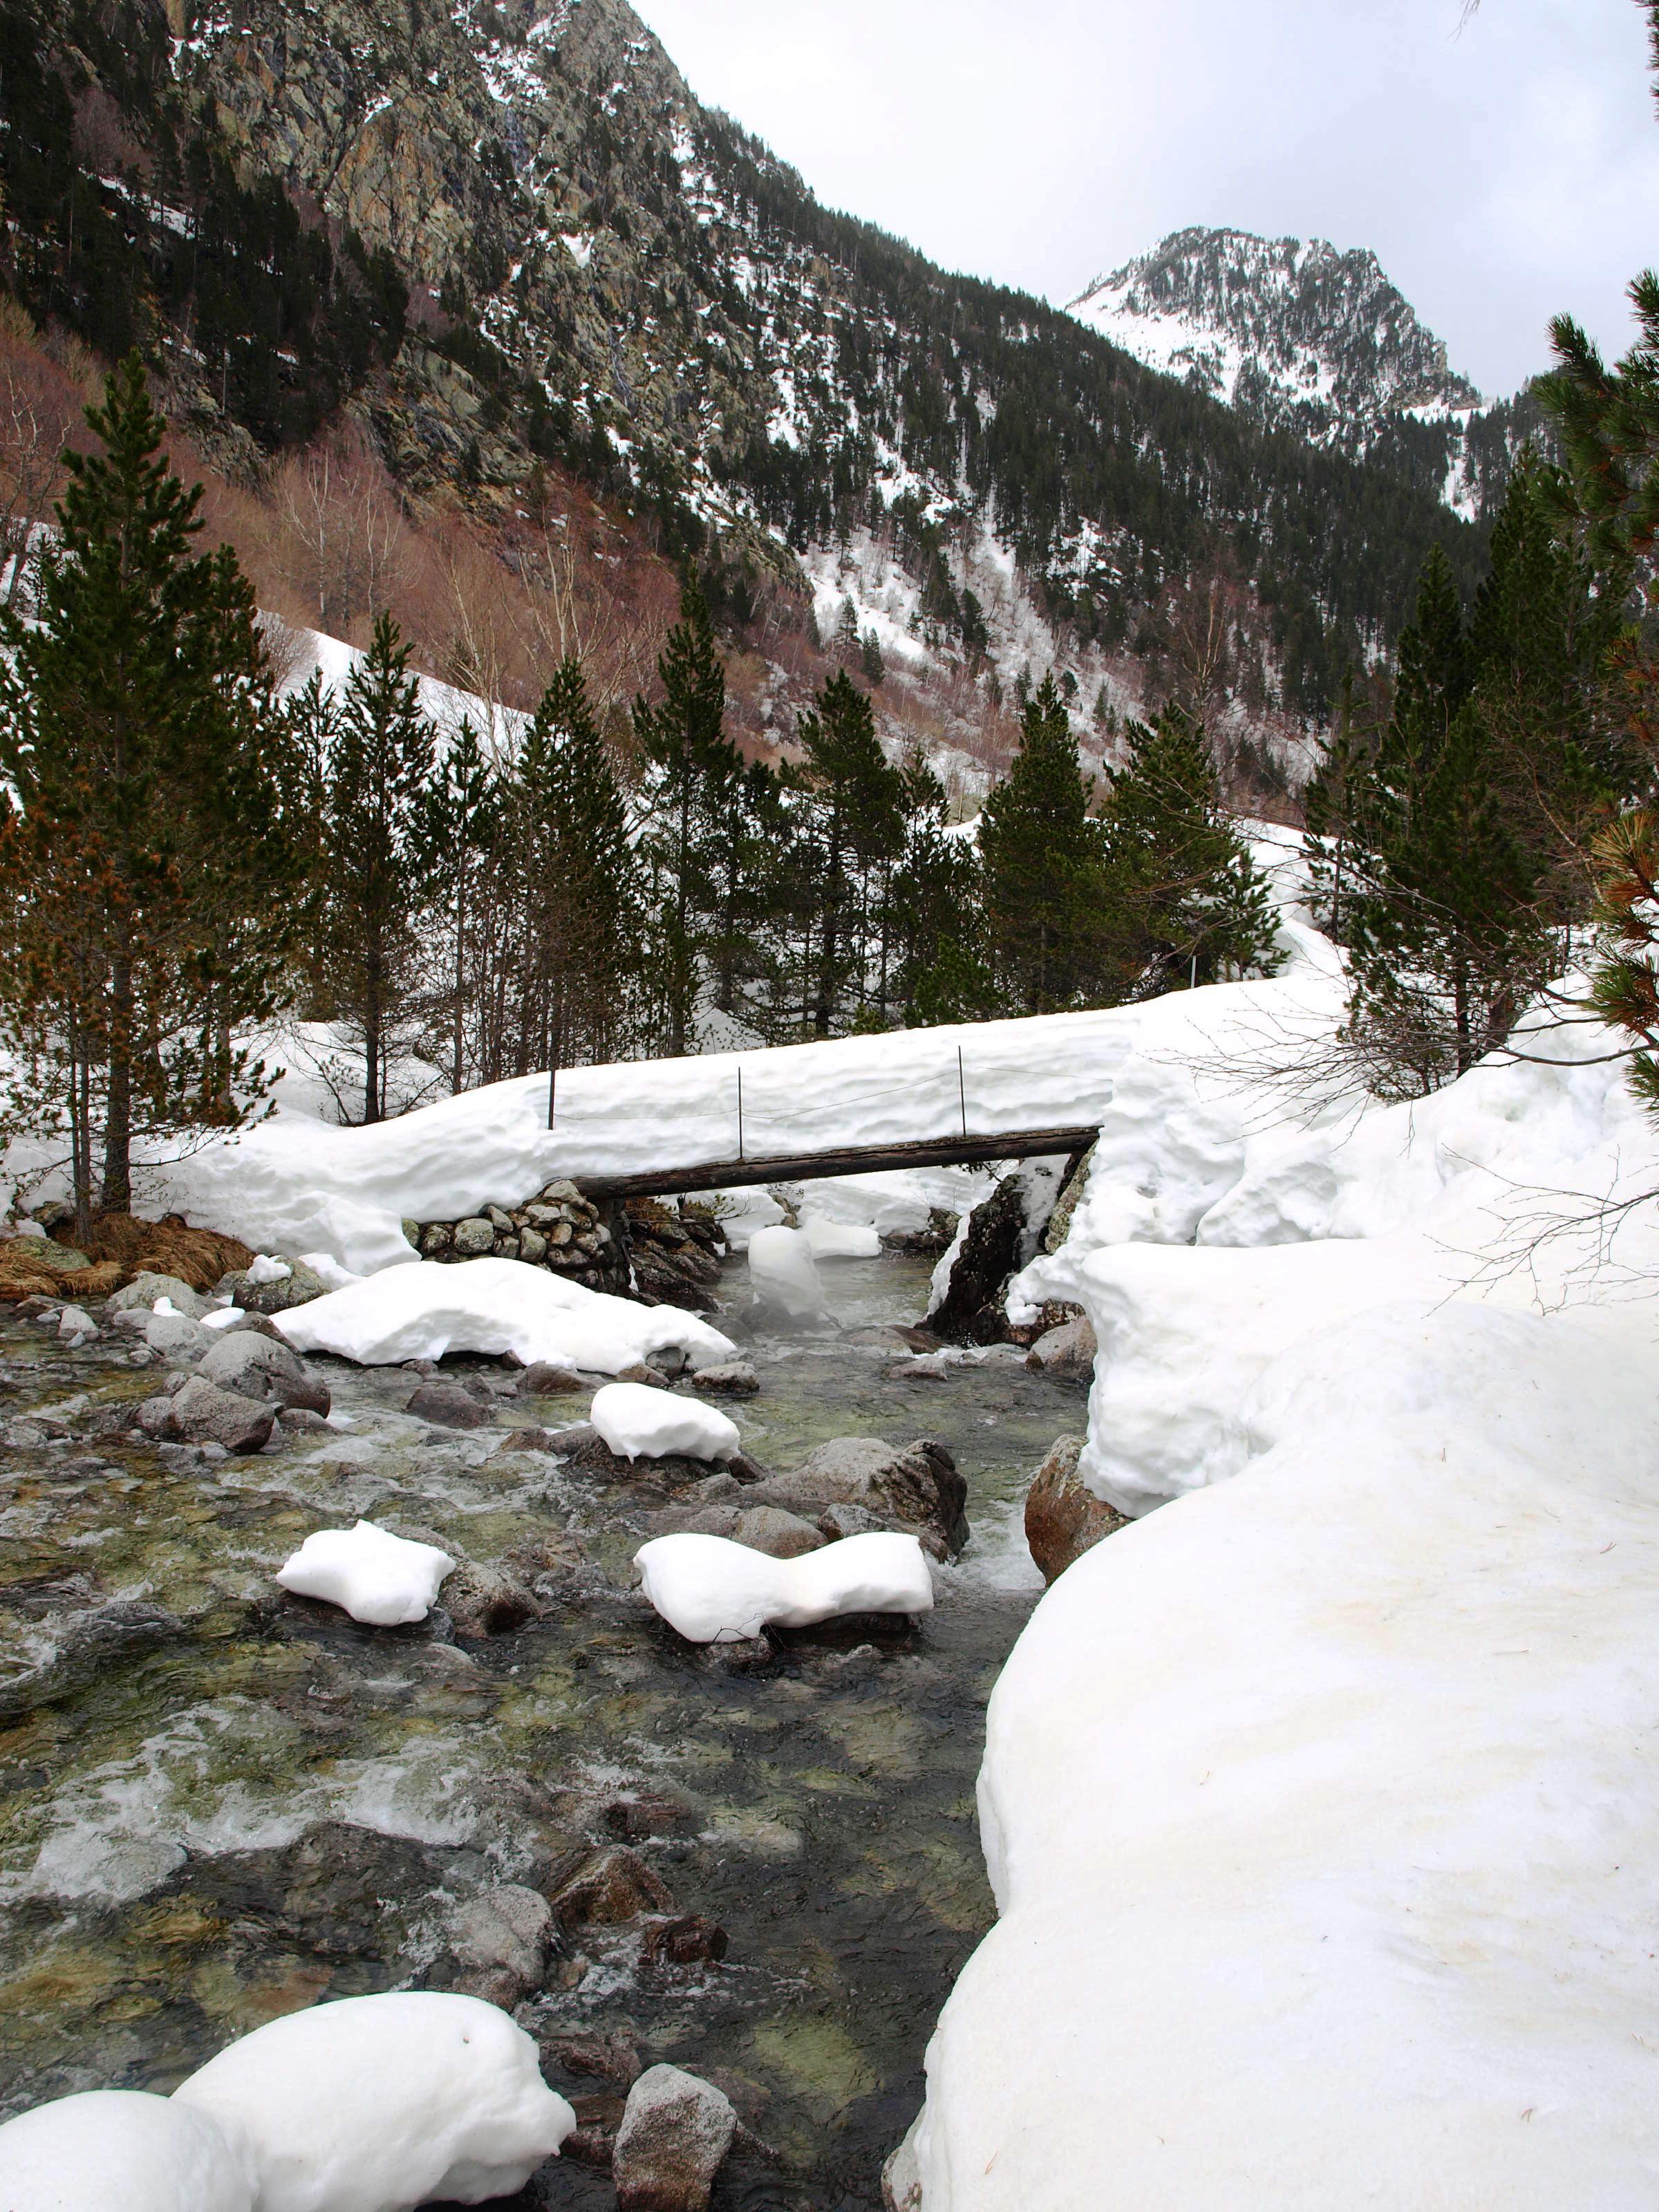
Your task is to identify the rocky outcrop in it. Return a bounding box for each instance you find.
[1024,1435,1128,1584]
[930,1154,1084,1347]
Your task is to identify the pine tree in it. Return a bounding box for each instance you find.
[418,716,497,1095]
[633,579,756,1052]
[1528,24,1659,1114]
[0,353,295,1232]
[791,671,905,1035]
[892,751,995,1025]
[1104,704,1281,997]
[318,615,434,1122]
[1340,476,1624,1095]
[512,658,641,1071]
[1301,671,1376,944]
[978,677,1114,1013]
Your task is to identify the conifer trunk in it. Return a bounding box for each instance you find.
[101,950,133,1214]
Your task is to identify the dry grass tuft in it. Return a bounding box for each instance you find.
[77,1214,255,1291]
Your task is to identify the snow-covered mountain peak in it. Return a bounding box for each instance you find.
[1068,226,1486,447]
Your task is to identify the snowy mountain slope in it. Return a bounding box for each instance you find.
[1069,227,1543,521]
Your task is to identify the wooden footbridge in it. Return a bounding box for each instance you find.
[563,1046,1100,1203]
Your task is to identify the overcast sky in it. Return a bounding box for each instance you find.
[627,0,1659,399]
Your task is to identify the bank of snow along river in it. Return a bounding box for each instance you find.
[0,1225,1083,2209]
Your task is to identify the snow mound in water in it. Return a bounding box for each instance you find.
[747,1224,824,1314]
[918,1302,1659,2209]
[276,1521,456,1627]
[636,1529,934,1642]
[591,1380,740,1463]
[172,1992,575,2212]
[801,1214,881,1261]
[0,2089,259,2211]
[274,1256,733,1374]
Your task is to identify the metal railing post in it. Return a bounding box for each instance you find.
[957,1046,967,1139]
[737,1065,744,1162]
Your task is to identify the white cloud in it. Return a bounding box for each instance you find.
[629,0,1659,395]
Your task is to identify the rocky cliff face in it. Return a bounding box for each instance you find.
[1069,227,1544,521]
[16,0,1492,744]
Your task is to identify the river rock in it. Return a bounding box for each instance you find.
[142,1310,214,1362]
[751,1436,967,1557]
[224,1259,330,1316]
[732,1506,825,1558]
[198,1333,331,1416]
[1025,1314,1098,1380]
[548,1846,673,1927]
[277,1406,330,1435]
[882,2113,924,2212]
[156,1376,276,1454]
[637,1913,729,1974]
[57,1304,97,1342]
[444,1559,539,1637]
[1024,1434,1128,1583]
[453,1217,496,1257]
[544,2030,643,2088]
[107,1272,209,1318]
[406,1377,491,1430]
[612,2064,736,2212]
[686,1362,758,1397]
[518,1360,583,1396]
[449,1882,554,2007]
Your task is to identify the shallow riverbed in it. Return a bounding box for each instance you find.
[0,1252,1084,2207]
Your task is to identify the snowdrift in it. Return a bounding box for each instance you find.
[274,1257,732,1374]
[916,1302,1659,2209]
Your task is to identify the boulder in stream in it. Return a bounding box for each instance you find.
[199,1333,331,1416]
[749,1436,968,1557]
[612,2063,736,2212]
[144,1374,276,1454]
[548,1845,674,1927]
[449,1881,554,2007]
[1024,1434,1128,1583]
[1024,1313,1098,1381]
[404,1376,491,1430]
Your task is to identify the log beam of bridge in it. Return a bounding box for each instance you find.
[574,1125,1101,1203]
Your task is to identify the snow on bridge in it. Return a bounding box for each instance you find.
[139,920,1346,1277]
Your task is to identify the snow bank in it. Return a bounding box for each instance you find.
[800,1215,880,1262]
[635,1530,934,1643]
[173,1991,574,2212]
[747,1224,824,1315]
[915,1302,1659,2208]
[0,2089,258,2211]
[1016,997,1659,1517]
[274,1257,732,1374]
[590,1381,740,1463]
[276,1521,456,1627]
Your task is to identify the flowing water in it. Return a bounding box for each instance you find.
[0,1253,1085,2207]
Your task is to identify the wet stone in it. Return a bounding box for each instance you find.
[548,1845,674,1928]
[404,1377,491,1430]
[613,2063,737,2212]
